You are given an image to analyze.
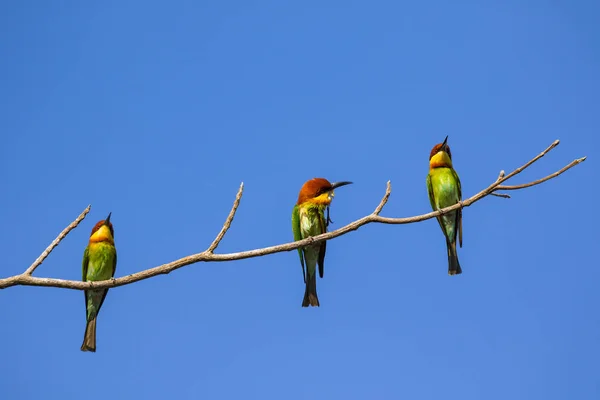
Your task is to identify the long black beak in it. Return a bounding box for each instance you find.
[104,212,112,225]
[441,135,449,151]
[330,181,353,190]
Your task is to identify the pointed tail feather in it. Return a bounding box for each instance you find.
[81,317,97,352]
[302,273,320,307]
[446,239,462,276]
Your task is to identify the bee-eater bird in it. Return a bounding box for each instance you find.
[81,212,117,352]
[292,178,352,307]
[426,136,463,275]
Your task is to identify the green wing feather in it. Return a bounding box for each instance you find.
[426,173,447,235]
[317,208,327,278]
[82,246,89,281]
[82,246,89,312]
[451,168,463,248]
[95,248,117,315]
[112,250,117,277]
[426,174,436,210]
[292,205,306,283]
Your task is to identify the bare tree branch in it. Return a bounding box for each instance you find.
[206,183,244,253]
[373,181,392,215]
[498,140,559,183]
[0,140,585,291]
[496,157,586,191]
[23,205,91,276]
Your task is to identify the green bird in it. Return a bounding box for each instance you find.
[81,212,117,352]
[426,136,463,275]
[292,178,352,307]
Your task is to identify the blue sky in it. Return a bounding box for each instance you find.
[0,1,598,399]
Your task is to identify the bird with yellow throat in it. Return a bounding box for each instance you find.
[426,136,463,275]
[81,212,117,352]
[292,178,352,307]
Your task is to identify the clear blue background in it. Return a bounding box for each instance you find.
[0,1,597,399]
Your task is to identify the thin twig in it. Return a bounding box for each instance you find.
[207,183,244,253]
[497,157,586,191]
[490,193,511,199]
[0,141,585,291]
[373,181,392,215]
[23,205,91,276]
[497,140,560,184]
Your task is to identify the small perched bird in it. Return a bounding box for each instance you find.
[426,136,463,275]
[292,178,352,307]
[81,212,117,352]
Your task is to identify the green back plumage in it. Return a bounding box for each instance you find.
[427,167,463,247]
[292,203,327,282]
[292,205,305,282]
[82,242,117,320]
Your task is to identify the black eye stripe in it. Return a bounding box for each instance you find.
[316,186,332,196]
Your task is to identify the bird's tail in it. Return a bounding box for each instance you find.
[81,316,97,352]
[302,273,320,307]
[446,239,462,276]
